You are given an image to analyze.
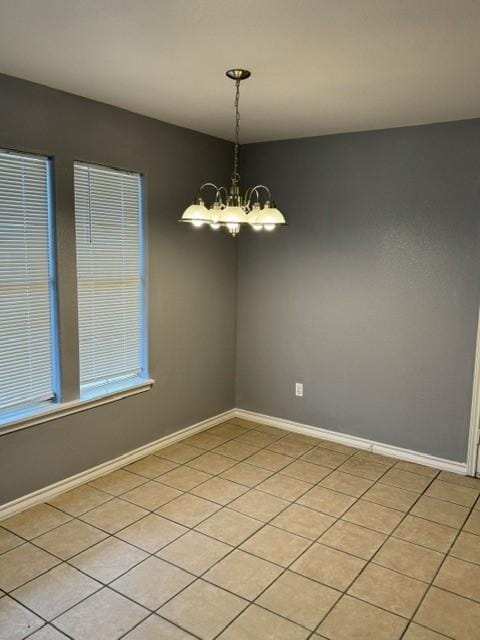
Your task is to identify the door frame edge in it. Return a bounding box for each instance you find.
[467,307,480,476]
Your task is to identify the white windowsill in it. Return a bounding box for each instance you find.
[0,378,155,436]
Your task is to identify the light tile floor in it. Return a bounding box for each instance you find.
[1,418,480,639]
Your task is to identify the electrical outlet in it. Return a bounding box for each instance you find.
[295,382,303,397]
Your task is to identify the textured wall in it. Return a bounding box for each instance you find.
[2,73,479,506]
[237,120,480,461]
[0,74,237,503]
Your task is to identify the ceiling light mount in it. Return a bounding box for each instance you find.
[180,68,286,237]
[225,68,251,81]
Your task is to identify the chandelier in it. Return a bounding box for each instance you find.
[179,69,287,237]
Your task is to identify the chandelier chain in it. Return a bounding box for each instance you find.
[232,79,241,186]
[179,69,286,235]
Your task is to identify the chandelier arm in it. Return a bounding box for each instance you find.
[216,185,228,205]
[198,182,220,195]
[244,186,260,210]
[245,184,272,208]
[195,182,221,206]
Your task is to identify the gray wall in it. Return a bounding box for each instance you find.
[237,120,480,462]
[0,74,237,504]
[2,74,479,506]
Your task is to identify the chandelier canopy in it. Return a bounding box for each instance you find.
[180,69,287,237]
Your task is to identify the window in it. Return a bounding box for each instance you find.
[74,162,145,396]
[0,154,150,432]
[0,149,56,418]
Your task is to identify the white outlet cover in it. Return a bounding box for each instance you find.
[295,383,303,397]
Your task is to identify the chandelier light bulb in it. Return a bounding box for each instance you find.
[210,202,222,229]
[248,202,263,231]
[179,69,287,236]
[227,222,240,236]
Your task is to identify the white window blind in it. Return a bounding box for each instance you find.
[74,162,144,393]
[0,149,55,414]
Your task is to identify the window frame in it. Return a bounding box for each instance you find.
[73,161,148,397]
[0,153,153,435]
[0,148,59,419]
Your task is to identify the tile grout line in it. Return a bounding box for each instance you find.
[314,463,480,638]
[0,473,471,639]
[0,421,288,625]
[304,450,435,639]
[2,508,476,631]
[0,429,259,637]
[204,441,366,639]
[0,431,466,637]
[309,472,477,639]
[398,493,479,640]
[203,435,424,638]
[214,444,452,637]
[0,421,473,549]
[113,424,330,639]
[116,427,368,638]
[1,419,478,639]
[0,422,295,638]
[0,422,262,559]
[140,430,360,637]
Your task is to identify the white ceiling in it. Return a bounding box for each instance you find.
[0,0,480,142]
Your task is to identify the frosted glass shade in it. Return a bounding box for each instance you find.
[247,206,263,231]
[180,203,211,225]
[180,188,286,235]
[256,206,286,226]
[217,205,249,225]
[210,203,221,229]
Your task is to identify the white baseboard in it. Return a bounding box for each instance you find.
[233,408,467,476]
[1,405,469,521]
[0,409,236,520]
